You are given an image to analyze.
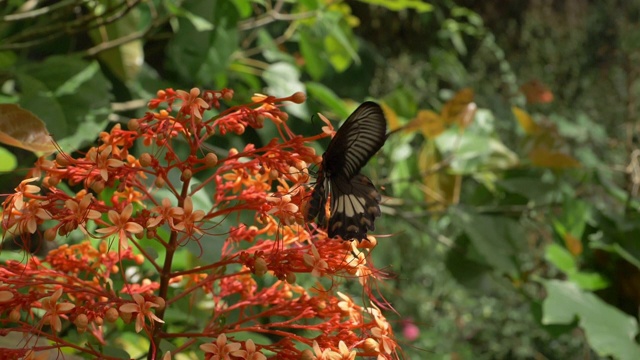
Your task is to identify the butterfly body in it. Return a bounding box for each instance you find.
[306,102,387,241]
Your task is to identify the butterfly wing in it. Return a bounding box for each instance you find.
[322,102,387,180]
[327,174,382,241]
[305,172,327,225]
[307,101,387,241]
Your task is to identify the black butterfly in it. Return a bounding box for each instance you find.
[306,102,387,241]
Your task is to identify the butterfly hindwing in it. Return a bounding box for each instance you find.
[327,174,381,241]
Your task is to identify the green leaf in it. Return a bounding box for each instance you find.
[325,27,359,71]
[0,147,17,171]
[89,5,145,82]
[166,2,238,84]
[299,29,328,80]
[435,129,518,174]
[541,279,640,360]
[230,0,253,18]
[545,243,576,273]
[16,56,112,151]
[453,210,523,275]
[358,0,433,12]
[257,29,296,63]
[569,272,609,291]
[54,62,101,97]
[0,51,17,70]
[263,62,308,119]
[305,82,348,118]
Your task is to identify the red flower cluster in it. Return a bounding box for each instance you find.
[0,88,399,359]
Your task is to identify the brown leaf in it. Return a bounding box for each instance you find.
[529,147,581,168]
[0,104,56,154]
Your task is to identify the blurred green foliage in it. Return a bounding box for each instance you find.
[2,0,640,359]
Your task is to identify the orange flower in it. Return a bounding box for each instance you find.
[119,294,164,333]
[303,244,329,277]
[147,198,181,228]
[87,145,124,181]
[176,88,210,120]
[11,177,40,210]
[231,339,266,360]
[95,203,144,248]
[41,288,75,332]
[200,333,242,360]
[173,196,205,236]
[333,341,356,360]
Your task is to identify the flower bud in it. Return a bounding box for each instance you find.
[300,349,314,360]
[46,175,60,187]
[290,91,306,104]
[44,228,57,242]
[362,338,380,353]
[181,169,192,181]
[254,257,268,276]
[74,314,89,329]
[222,89,234,101]
[155,177,165,188]
[205,153,218,167]
[56,152,70,166]
[128,119,140,131]
[139,153,152,167]
[94,316,103,326]
[91,180,105,194]
[285,272,296,284]
[9,308,21,322]
[0,291,14,303]
[105,308,119,323]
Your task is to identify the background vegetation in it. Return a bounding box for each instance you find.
[2,0,640,359]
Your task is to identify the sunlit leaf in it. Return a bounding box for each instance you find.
[441,88,475,127]
[407,110,444,138]
[541,279,640,359]
[380,102,400,132]
[418,142,455,209]
[0,104,56,154]
[0,146,17,171]
[358,0,433,12]
[512,106,542,135]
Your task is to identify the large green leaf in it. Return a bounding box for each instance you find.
[16,56,112,151]
[165,2,239,85]
[541,279,640,360]
[263,62,308,119]
[453,209,523,275]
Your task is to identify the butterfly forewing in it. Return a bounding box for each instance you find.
[307,101,387,241]
[323,102,387,180]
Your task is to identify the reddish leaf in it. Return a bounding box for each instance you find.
[520,79,554,104]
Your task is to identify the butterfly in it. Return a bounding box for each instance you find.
[305,102,388,241]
